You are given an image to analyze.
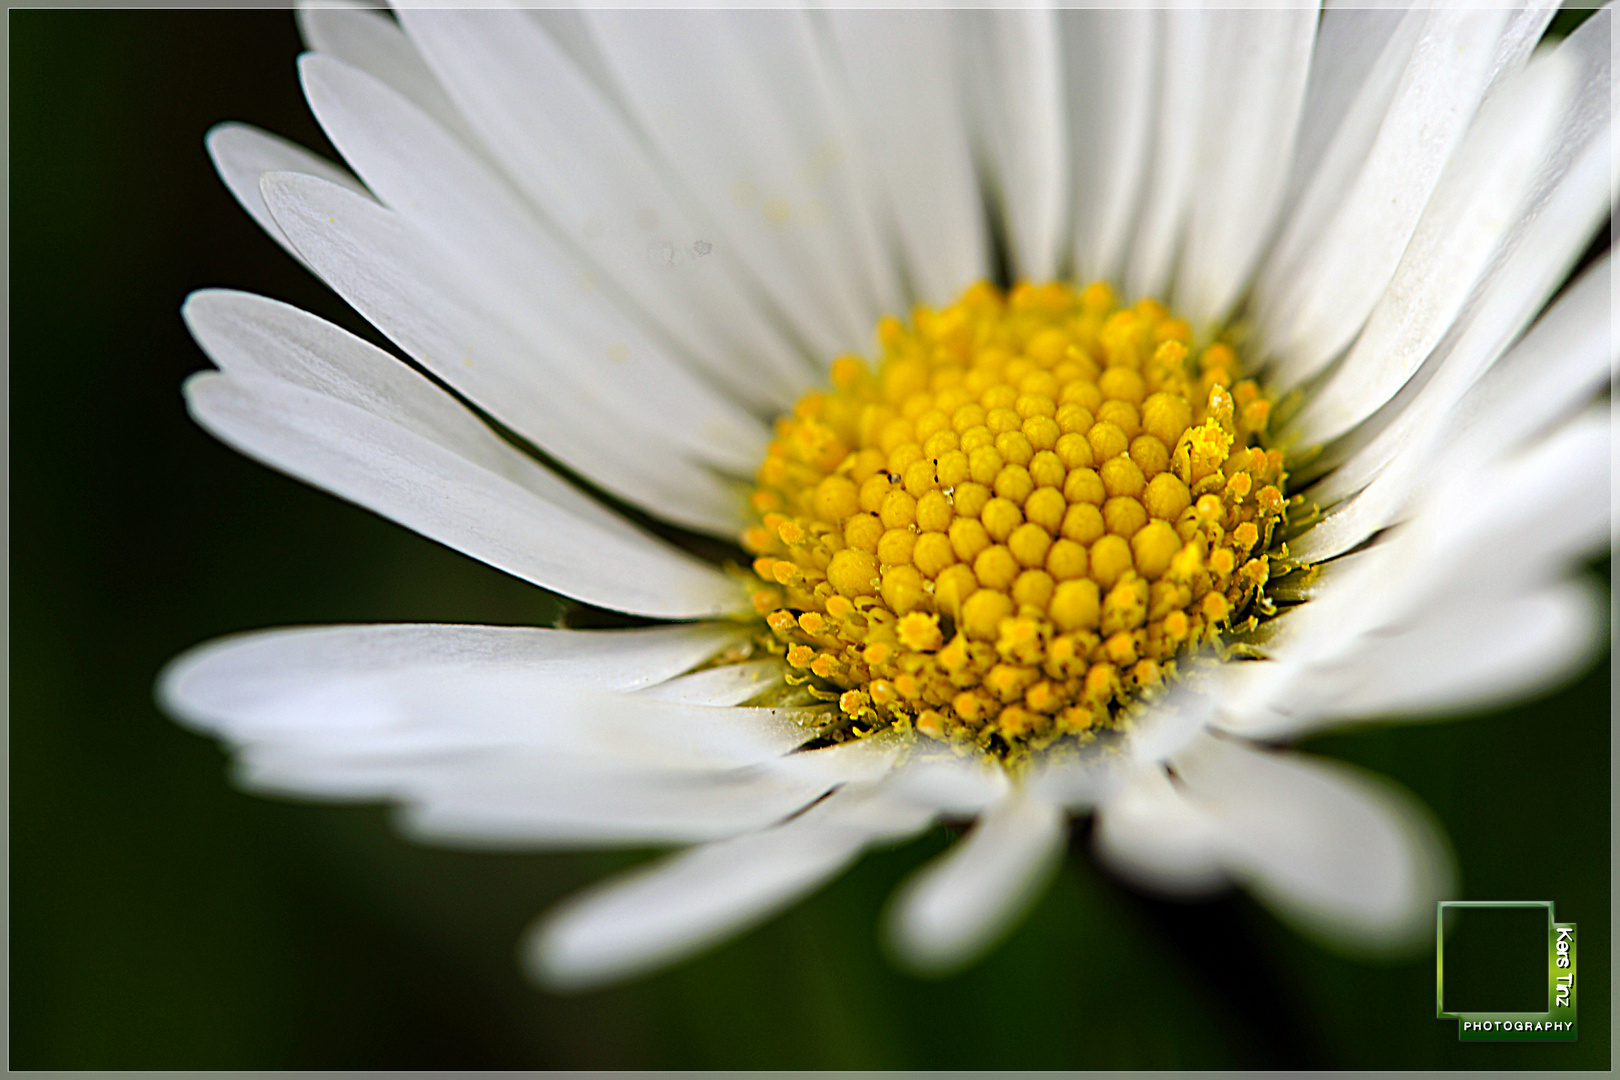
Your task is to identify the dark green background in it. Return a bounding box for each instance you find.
[1443,907,1552,1014]
[11,10,1611,1069]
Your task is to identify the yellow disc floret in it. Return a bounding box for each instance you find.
[744,281,1286,758]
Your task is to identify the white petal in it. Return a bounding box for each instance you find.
[259,170,747,536]
[204,122,370,269]
[161,622,744,718]
[826,9,988,307]
[1255,8,1425,323]
[528,784,934,989]
[637,660,784,706]
[1304,409,1610,639]
[1223,574,1605,740]
[1276,6,1408,231]
[766,731,914,789]
[1231,416,1610,739]
[1295,252,1611,562]
[166,626,819,790]
[1025,754,1117,811]
[1063,8,1157,286]
[295,0,486,157]
[882,753,1011,816]
[1174,7,1318,329]
[298,52,767,475]
[397,759,837,850]
[1259,8,1547,384]
[1440,256,1613,476]
[1124,9,1207,301]
[1302,26,1612,512]
[242,726,908,853]
[1287,43,1577,443]
[1312,579,1602,729]
[964,7,1068,284]
[183,288,640,541]
[1093,761,1228,897]
[396,8,815,409]
[184,370,744,619]
[162,623,835,842]
[1174,735,1454,953]
[584,8,903,361]
[888,792,1066,975]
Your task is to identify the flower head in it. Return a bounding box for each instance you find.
[163,5,1611,989]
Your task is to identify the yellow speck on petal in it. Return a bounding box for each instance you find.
[742,280,1288,757]
[763,197,792,224]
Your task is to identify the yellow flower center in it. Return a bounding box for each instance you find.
[743,280,1287,759]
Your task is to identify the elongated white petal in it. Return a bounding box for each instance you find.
[1440,258,1613,476]
[1222,575,1605,740]
[161,622,823,835]
[398,761,837,850]
[1256,8,1424,321]
[1025,754,1118,811]
[1093,761,1228,896]
[259,170,747,536]
[529,785,934,989]
[1174,7,1318,329]
[1303,35,1611,514]
[1063,8,1156,285]
[882,753,1011,816]
[965,7,1068,283]
[182,289,742,614]
[1306,410,1610,645]
[183,289,641,541]
[1325,579,1602,727]
[205,122,370,269]
[396,8,815,409]
[889,792,1066,974]
[1259,9,1542,383]
[186,370,743,618]
[296,0,486,157]
[1296,253,1610,562]
[1169,736,1454,952]
[1233,414,1610,739]
[162,622,743,716]
[299,53,766,475]
[1124,9,1207,301]
[168,627,817,778]
[584,8,902,361]
[826,9,988,307]
[637,660,784,706]
[1277,6,1407,229]
[1288,44,1576,442]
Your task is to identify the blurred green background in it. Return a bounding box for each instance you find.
[10,10,1610,1069]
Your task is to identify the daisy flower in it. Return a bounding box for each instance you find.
[161,4,1613,989]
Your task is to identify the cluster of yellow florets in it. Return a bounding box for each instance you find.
[743,280,1286,757]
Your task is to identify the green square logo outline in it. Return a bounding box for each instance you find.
[1436,900,1577,1042]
